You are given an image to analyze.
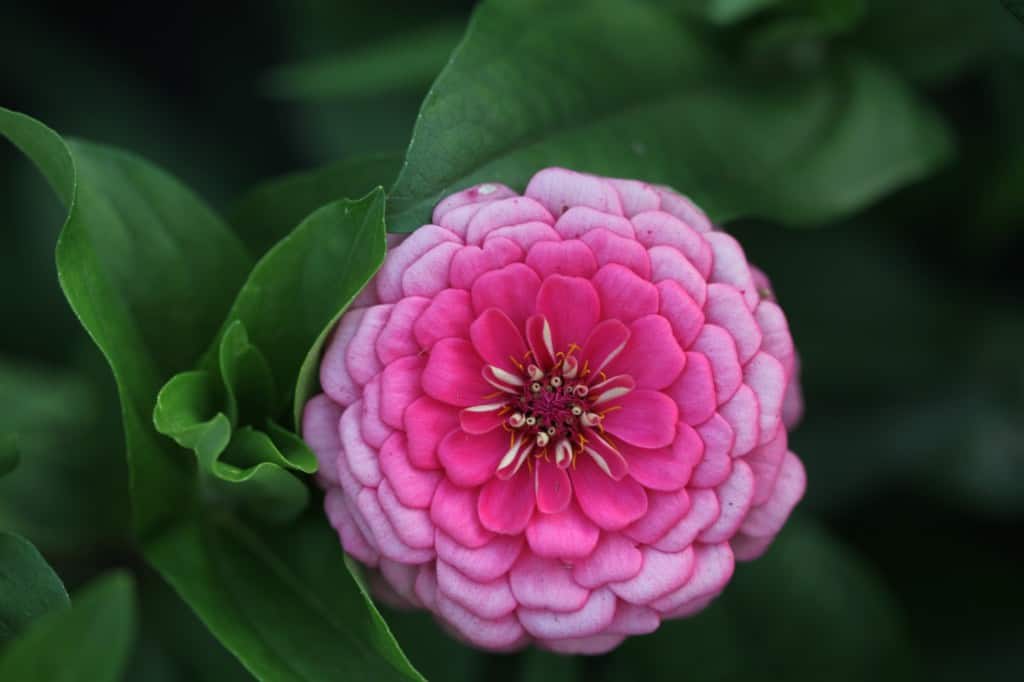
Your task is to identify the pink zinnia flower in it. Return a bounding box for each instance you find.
[302,168,806,654]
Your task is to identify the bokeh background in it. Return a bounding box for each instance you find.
[1,1,1022,680]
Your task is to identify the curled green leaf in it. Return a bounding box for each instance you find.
[217,320,277,427]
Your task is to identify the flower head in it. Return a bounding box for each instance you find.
[303,168,806,654]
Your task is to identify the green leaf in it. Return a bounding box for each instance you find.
[1003,0,1024,25]
[388,0,951,232]
[227,153,402,259]
[0,106,252,537]
[706,0,778,24]
[605,518,913,681]
[148,515,424,681]
[0,571,137,682]
[0,434,17,478]
[265,22,464,101]
[0,532,69,645]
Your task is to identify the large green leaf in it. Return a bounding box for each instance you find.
[0,532,69,646]
[1006,0,1024,24]
[0,434,17,479]
[2,109,420,680]
[387,0,951,233]
[0,571,136,682]
[604,518,913,681]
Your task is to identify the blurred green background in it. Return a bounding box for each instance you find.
[1,1,1022,680]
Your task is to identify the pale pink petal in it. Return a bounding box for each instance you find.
[605,315,685,390]
[535,275,601,350]
[376,225,460,303]
[379,356,424,429]
[572,533,643,588]
[657,280,705,349]
[471,263,542,329]
[624,422,702,492]
[592,263,658,324]
[436,592,526,651]
[602,390,678,449]
[611,546,695,604]
[320,308,366,406]
[379,558,422,606]
[754,301,795,375]
[699,461,755,543]
[302,394,342,485]
[652,543,735,613]
[510,553,590,612]
[652,488,721,552]
[449,238,524,290]
[359,375,391,448]
[607,178,660,217]
[648,246,707,308]
[432,182,516,225]
[631,210,712,277]
[345,304,391,386]
[421,337,489,407]
[465,196,554,245]
[581,228,651,279]
[526,502,601,560]
[436,560,517,619]
[535,460,572,514]
[744,352,787,444]
[340,402,381,486]
[783,370,804,429]
[525,167,624,217]
[652,186,713,233]
[525,239,598,279]
[719,384,760,457]
[430,480,494,548]
[607,602,661,636]
[437,428,505,487]
[378,433,441,509]
[400,241,460,298]
[518,588,616,640]
[413,565,437,610]
[572,455,647,530]
[666,352,716,425]
[437,202,486,237]
[356,488,434,563]
[554,205,635,239]
[376,296,430,364]
[744,427,788,506]
[691,325,742,405]
[735,452,805,547]
[705,232,758,309]
[325,489,379,565]
[470,308,529,373]
[413,288,474,349]
[705,283,762,363]
[377,480,435,549]
[478,472,536,535]
[691,414,734,488]
[403,396,457,470]
[484,221,561,250]
[625,489,690,545]
[435,530,524,583]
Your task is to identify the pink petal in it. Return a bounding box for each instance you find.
[526,501,600,560]
[379,356,424,429]
[535,460,572,514]
[403,396,457,470]
[436,592,526,651]
[525,167,624,218]
[449,238,524,290]
[478,472,536,534]
[379,433,441,509]
[401,241,460,297]
[421,337,489,407]
[592,263,659,324]
[340,402,381,486]
[376,225,461,303]
[525,239,598,280]
[376,296,430,364]
[719,384,761,457]
[691,413,734,488]
[359,375,391,448]
[470,308,529,373]
[666,352,716,425]
[744,352,787,444]
[657,280,705,349]
[465,196,554,245]
[302,394,342,485]
[484,221,561,250]
[602,390,678,449]
[745,427,788,506]
[605,315,686,390]
[458,402,506,434]
[320,308,366,406]
[535,275,601,350]
[737,452,806,543]
[356,488,434,563]
[436,560,517,619]
[430,480,494,548]
[345,304,391,386]
[652,488,720,552]
[705,283,762,363]
[705,232,758,309]
[437,427,506,487]
[472,263,542,330]
[413,565,437,610]
[572,533,643,588]
[413,288,474,349]
[631,210,712,277]
[625,489,690,545]
[624,422,703,492]
[572,455,648,530]
[652,186,714,233]
[754,301,795,375]
[553,205,635,239]
[379,559,421,606]
[579,319,630,375]
[581,228,651,278]
[377,480,435,549]
[435,530,524,583]
[432,182,516,225]
[691,324,742,405]
[699,460,755,543]
[652,543,735,614]
[607,602,661,636]
[648,246,707,308]
[510,553,590,612]
[518,588,617,640]
[325,489,379,565]
[611,546,695,604]
[607,178,661,217]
